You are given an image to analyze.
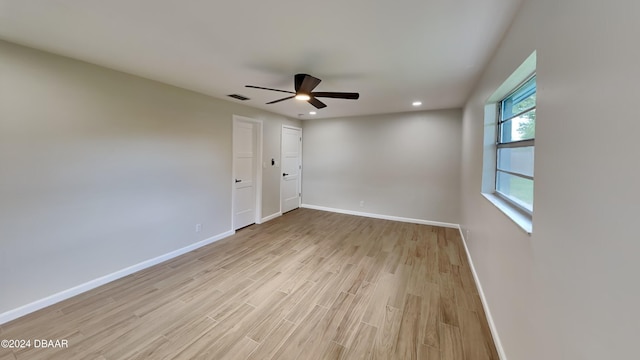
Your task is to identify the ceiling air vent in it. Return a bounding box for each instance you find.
[227,94,250,101]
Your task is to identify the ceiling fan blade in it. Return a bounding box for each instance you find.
[245,85,295,94]
[312,92,360,100]
[266,95,295,104]
[308,97,327,109]
[295,74,321,94]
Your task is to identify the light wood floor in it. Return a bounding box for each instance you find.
[0,208,498,360]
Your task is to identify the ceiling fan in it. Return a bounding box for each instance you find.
[246,73,359,109]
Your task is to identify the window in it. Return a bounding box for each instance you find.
[481,51,536,233]
[495,75,536,213]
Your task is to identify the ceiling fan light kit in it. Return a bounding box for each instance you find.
[246,73,359,109]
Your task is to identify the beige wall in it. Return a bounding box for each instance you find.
[302,110,461,224]
[0,39,300,315]
[461,0,640,358]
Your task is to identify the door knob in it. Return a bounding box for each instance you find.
[235,179,241,183]
[283,173,289,177]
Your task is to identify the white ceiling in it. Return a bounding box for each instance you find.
[0,0,523,119]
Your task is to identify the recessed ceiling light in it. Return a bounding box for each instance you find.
[309,111,317,115]
[295,94,311,101]
[412,101,422,106]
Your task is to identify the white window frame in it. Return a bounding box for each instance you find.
[481,51,536,234]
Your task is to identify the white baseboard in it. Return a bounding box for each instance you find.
[300,204,459,229]
[260,211,282,223]
[458,227,507,360]
[0,229,235,325]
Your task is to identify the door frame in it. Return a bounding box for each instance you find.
[231,115,263,229]
[280,124,302,214]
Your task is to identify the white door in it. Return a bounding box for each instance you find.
[281,126,302,213]
[233,120,257,229]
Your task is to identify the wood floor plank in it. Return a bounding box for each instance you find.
[340,260,368,295]
[163,316,218,356]
[371,304,402,360]
[361,272,395,328]
[341,322,377,360]
[316,263,356,307]
[419,344,442,360]
[332,280,376,347]
[170,303,255,359]
[0,208,498,360]
[284,271,335,324]
[0,352,15,360]
[394,293,423,360]
[303,292,356,360]
[440,323,465,360]
[458,308,499,360]
[270,304,327,360]
[323,341,348,360]
[206,291,289,359]
[440,294,460,327]
[422,285,441,349]
[246,319,296,360]
[388,263,411,309]
[364,250,389,284]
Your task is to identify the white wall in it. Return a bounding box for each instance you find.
[461,0,640,359]
[0,39,300,316]
[302,110,461,224]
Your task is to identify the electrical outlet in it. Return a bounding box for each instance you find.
[359,201,365,207]
[195,224,202,233]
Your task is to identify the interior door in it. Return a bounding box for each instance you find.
[281,126,302,213]
[233,120,256,229]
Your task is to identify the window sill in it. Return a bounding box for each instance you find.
[482,193,532,234]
